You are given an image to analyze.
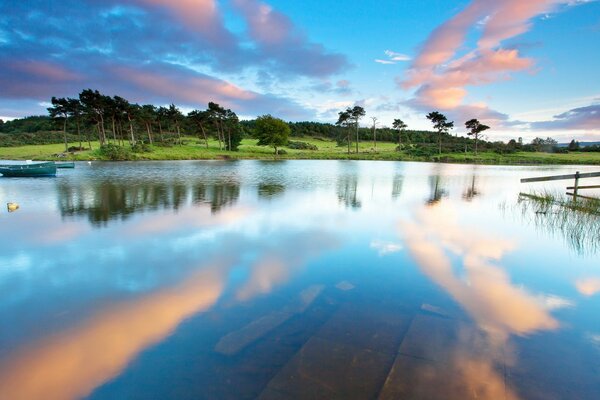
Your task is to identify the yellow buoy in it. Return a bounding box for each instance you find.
[7,202,19,212]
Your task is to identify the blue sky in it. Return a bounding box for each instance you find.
[0,0,599,141]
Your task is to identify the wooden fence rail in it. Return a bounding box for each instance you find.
[520,171,600,199]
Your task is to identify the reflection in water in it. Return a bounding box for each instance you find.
[192,181,240,213]
[58,180,241,226]
[399,202,564,399]
[2,161,599,399]
[0,229,337,400]
[391,170,404,200]
[576,278,600,296]
[336,164,361,209]
[401,202,558,339]
[258,183,286,199]
[426,167,447,206]
[462,173,481,202]
[0,267,227,400]
[507,193,600,256]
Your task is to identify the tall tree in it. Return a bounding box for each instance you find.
[349,106,366,153]
[223,109,242,151]
[426,111,454,155]
[79,89,107,145]
[392,118,407,146]
[156,106,168,142]
[66,98,85,149]
[188,110,210,148]
[168,104,183,145]
[138,105,156,144]
[48,96,70,152]
[207,102,226,150]
[255,115,290,155]
[568,139,580,151]
[465,118,490,155]
[336,110,352,154]
[371,116,378,151]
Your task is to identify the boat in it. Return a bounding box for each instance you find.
[0,162,57,177]
[55,161,75,169]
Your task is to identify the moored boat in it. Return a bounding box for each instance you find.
[0,162,57,177]
[55,161,75,169]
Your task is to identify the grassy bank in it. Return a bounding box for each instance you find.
[1,136,600,165]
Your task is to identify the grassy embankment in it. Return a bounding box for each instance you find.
[1,136,600,165]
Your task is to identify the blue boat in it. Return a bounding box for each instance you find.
[0,162,57,177]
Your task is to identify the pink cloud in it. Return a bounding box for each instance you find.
[16,60,83,82]
[402,0,573,124]
[0,59,84,99]
[231,0,292,45]
[112,66,257,107]
[231,0,349,77]
[132,0,236,48]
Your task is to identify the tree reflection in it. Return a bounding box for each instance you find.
[258,183,286,199]
[426,174,447,206]
[392,169,404,200]
[58,179,241,226]
[462,174,481,202]
[336,174,361,209]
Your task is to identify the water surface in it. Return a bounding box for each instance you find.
[0,160,599,399]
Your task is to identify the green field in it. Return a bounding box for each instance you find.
[1,136,600,165]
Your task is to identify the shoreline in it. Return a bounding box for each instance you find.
[1,138,600,166]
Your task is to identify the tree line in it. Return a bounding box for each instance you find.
[1,94,595,156]
[45,89,244,152]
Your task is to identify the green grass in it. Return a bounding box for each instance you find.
[1,136,600,165]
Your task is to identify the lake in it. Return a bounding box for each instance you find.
[0,160,599,399]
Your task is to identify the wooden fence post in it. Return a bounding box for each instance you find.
[574,171,580,200]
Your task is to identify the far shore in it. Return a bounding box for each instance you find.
[1,137,600,166]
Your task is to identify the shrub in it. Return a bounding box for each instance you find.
[287,141,318,150]
[98,144,132,160]
[131,142,152,153]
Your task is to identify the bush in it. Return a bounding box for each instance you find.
[98,144,132,160]
[287,141,318,150]
[404,145,437,157]
[67,146,86,152]
[131,142,152,153]
[276,149,287,155]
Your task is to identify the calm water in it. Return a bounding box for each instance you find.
[0,160,599,399]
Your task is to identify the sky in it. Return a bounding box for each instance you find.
[0,0,599,142]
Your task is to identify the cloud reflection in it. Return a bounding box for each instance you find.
[0,227,337,400]
[400,203,558,340]
[0,266,227,400]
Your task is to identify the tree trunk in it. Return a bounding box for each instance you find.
[373,126,377,151]
[99,115,106,145]
[227,127,232,151]
[175,121,181,145]
[347,129,351,154]
[158,121,164,142]
[76,119,82,150]
[96,122,102,146]
[146,122,153,144]
[62,117,68,152]
[438,132,442,155]
[215,122,223,150]
[475,135,478,155]
[128,114,135,145]
[199,125,208,148]
[112,117,117,143]
[355,122,359,153]
[398,130,402,146]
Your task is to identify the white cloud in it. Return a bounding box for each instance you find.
[370,239,403,256]
[384,50,411,61]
